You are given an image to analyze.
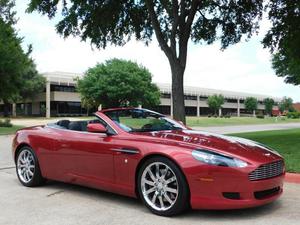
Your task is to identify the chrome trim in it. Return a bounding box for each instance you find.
[45,114,118,135]
[111,148,139,154]
[249,160,284,181]
[45,125,108,136]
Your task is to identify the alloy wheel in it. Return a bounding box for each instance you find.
[141,162,178,211]
[17,149,36,183]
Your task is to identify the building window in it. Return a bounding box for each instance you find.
[50,84,76,92]
[185,107,197,116]
[200,96,208,101]
[226,99,237,103]
[184,95,197,100]
[50,101,86,115]
[161,93,171,99]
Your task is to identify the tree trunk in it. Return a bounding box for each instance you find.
[170,61,186,124]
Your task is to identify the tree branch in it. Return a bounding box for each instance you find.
[179,0,200,66]
[183,0,199,42]
[145,0,173,60]
[178,0,187,32]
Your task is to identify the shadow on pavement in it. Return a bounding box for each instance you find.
[44,180,282,220]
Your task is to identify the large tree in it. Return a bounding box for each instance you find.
[263,1,300,86]
[244,97,258,116]
[18,54,46,101]
[76,59,160,109]
[0,18,23,104]
[207,94,224,116]
[27,0,263,123]
[0,0,45,116]
[0,0,16,24]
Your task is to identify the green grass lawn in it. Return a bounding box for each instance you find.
[0,125,24,135]
[187,116,300,127]
[229,129,300,173]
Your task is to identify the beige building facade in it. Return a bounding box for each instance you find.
[0,71,281,118]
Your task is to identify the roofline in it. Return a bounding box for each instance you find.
[42,71,283,101]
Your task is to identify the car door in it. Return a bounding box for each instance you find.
[53,128,115,189]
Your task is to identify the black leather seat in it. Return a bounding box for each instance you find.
[56,120,70,129]
[68,121,82,131]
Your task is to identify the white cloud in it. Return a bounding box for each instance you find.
[14,0,300,102]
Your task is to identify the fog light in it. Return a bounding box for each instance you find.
[223,192,240,200]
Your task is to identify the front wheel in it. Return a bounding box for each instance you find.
[137,157,189,216]
[16,146,45,187]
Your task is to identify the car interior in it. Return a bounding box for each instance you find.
[48,119,105,132]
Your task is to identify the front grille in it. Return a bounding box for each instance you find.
[249,160,284,181]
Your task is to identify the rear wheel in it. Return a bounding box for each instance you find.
[137,156,189,216]
[16,146,45,187]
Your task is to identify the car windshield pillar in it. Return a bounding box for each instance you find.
[102,108,185,132]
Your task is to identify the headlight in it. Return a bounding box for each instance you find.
[192,149,248,168]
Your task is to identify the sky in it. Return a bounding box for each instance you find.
[14,0,300,102]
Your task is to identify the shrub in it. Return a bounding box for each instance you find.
[0,118,13,127]
[256,114,265,119]
[286,112,300,119]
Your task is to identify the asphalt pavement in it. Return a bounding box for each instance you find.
[1,135,300,225]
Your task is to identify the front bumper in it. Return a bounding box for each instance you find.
[187,166,284,210]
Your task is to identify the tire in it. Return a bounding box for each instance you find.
[16,146,45,187]
[137,156,189,216]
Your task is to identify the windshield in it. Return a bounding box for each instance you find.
[103,109,186,132]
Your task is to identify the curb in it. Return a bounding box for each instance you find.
[285,173,300,184]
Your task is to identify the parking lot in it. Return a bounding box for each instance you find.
[1,135,300,225]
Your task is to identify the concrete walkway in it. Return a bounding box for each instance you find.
[192,122,300,134]
[10,117,87,127]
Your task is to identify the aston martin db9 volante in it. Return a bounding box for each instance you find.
[12,108,285,216]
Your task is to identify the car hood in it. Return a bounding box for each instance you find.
[137,129,282,163]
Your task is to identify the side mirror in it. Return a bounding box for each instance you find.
[87,123,107,133]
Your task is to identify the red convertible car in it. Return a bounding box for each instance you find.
[12,108,284,216]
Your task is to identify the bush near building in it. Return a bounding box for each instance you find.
[244,97,258,115]
[264,98,275,116]
[0,119,12,127]
[286,112,300,119]
[207,94,224,116]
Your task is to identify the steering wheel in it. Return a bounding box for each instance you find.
[141,123,153,130]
